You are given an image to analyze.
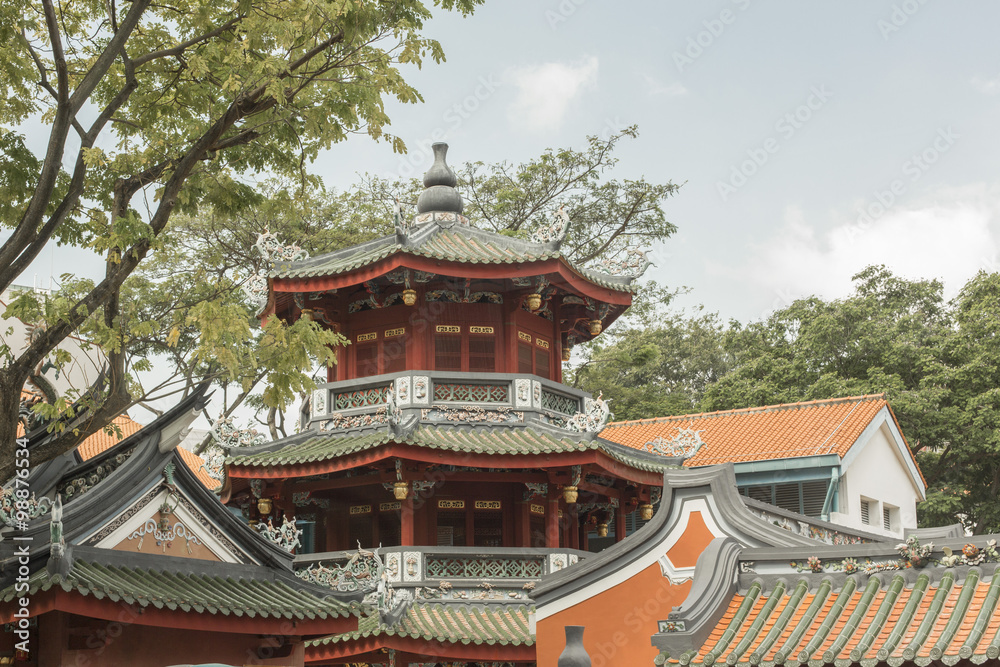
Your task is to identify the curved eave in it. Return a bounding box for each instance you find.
[271,252,636,305]
[227,439,667,487]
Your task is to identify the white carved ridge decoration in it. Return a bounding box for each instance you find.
[243,230,310,311]
[641,428,706,459]
[567,392,611,433]
[255,515,303,553]
[530,205,571,245]
[202,417,267,483]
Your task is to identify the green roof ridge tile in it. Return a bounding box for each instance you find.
[929,568,981,660]
[750,578,809,665]
[774,578,833,664]
[798,576,858,662]
[727,579,787,665]
[825,574,882,662]
[877,572,930,661]
[851,573,906,661]
[964,566,1000,658]
[902,569,956,660]
[703,580,762,666]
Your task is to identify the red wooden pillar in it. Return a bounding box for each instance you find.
[569,507,580,550]
[401,496,415,546]
[615,502,628,543]
[518,502,531,548]
[465,502,476,547]
[545,496,560,548]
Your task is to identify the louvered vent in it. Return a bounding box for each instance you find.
[774,483,800,514]
[883,507,892,531]
[746,485,773,505]
[861,499,871,525]
[802,480,828,517]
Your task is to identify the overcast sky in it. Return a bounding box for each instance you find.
[307,0,1000,322]
[11,1,1000,422]
[18,0,1000,322]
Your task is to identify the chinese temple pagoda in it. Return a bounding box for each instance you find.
[218,143,677,665]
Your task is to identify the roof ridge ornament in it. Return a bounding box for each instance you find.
[203,416,267,482]
[567,392,612,434]
[593,245,653,278]
[642,428,706,459]
[530,204,572,247]
[244,230,310,312]
[416,143,464,215]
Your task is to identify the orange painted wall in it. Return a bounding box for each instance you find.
[536,564,690,667]
[535,510,718,667]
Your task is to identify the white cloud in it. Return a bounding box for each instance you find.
[506,57,598,132]
[971,75,1000,95]
[641,74,688,97]
[720,183,1000,318]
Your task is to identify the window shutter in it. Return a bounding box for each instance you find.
[861,499,870,525]
[774,483,800,514]
[801,480,828,518]
[883,507,892,531]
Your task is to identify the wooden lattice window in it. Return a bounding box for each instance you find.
[468,333,496,372]
[356,341,379,378]
[534,347,551,379]
[383,330,407,374]
[434,333,463,371]
[517,342,533,374]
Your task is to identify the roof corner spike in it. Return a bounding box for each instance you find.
[46,493,74,578]
[416,143,464,215]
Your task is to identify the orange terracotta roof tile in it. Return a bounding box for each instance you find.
[678,570,1000,666]
[77,414,144,460]
[601,395,893,466]
[176,446,221,491]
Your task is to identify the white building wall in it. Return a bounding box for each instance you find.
[830,423,921,537]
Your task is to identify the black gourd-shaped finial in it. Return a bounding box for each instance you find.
[416,143,464,214]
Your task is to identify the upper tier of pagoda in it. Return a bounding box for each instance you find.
[259,143,649,383]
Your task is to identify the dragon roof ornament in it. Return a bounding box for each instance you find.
[567,392,612,433]
[202,416,268,482]
[243,230,310,311]
[255,515,303,553]
[640,428,706,459]
[593,246,653,278]
[530,205,572,246]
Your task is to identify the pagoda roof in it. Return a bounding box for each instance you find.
[226,422,678,479]
[2,545,352,622]
[1,387,361,637]
[269,213,637,295]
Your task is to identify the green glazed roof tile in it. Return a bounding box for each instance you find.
[1,559,351,619]
[270,223,636,293]
[306,603,535,648]
[228,425,676,474]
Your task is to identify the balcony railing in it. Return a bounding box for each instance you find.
[309,370,589,430]
[296,545,586,584]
